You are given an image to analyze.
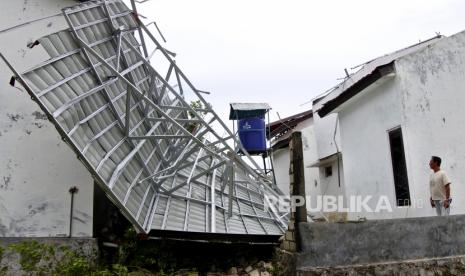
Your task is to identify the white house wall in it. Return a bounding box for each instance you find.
[300,118,321,206]
[396,30,465,217]
[272,148,291,196]
[336,31,465,220]
[0,0,93,237]
[337,77,415,220]
[316,159,345,215]
[312,112,341,160]
[312,100,347,221]
[271,118,320,201]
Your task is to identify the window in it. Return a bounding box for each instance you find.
[325,165,332,177]
[388,127,411,206]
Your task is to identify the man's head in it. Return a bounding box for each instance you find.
[430,156,442,170]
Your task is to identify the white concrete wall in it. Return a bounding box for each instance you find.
[396,30,465,217]
[271,117,320,200]
[272,148,290,196]
[337,77,414,220]
[311,99,347,220]
[300,118,322,206]
[317,159,345,200]
[312,97,342,160]
[335,30,465,220]
[0,0,93,237]
[270,117,342,221]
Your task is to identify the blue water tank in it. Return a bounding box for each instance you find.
[238,116,266,154]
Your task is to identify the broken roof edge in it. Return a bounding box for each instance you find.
[351,34,445,71]
[270,137,290,151]
[266,109,313,140]
[267,109,313,129]
[314,34,445,117]
[318,62,395,117]
[148,229,282,244]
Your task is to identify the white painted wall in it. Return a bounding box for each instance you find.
[0,0,94,237]
[271,116,348,221]
[300,118,321,206]
[317,159,345,201]
[272,148,290,196]
[271,117,320,199]
[334,30,465,220]
[337,77,413,220]
[312,111,341,160]
[396,30,465,217]
[311,99,347,221]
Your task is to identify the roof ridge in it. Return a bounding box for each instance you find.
[352,34,444,70]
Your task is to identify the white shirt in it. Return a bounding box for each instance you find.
[430,170,451,200]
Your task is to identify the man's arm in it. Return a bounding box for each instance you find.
[444,183,451,208]
[442,172,451,208]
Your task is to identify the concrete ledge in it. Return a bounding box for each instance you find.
[297,215,465,268]
[0,237,96,242]
[298,255,465,275]
[0,237,97,255]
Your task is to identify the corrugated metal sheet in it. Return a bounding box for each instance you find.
[229,102,271,120]
[230,103,271,111]
[5,0,287,237]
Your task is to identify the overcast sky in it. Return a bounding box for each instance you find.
[130,0,465,123]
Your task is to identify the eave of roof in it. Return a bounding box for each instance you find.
[317,62,395,117]
[266,109,313,140]
[307,152,342,168]
[270,137,290,151]
[148,229,282,244]
[315,35,444,118]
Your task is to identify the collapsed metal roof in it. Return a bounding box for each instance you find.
[1,0,287,238]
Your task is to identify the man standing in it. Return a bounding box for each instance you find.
[429,156,452,216]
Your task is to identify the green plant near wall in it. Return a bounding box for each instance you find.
[0,226,208,275]
[0,238,169,275]
[8,240,46,273]
[54,245,93,275]
[186,100,207,134]
[5,240,96,275]
[0,245,6,276]
[115,227,177,275]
